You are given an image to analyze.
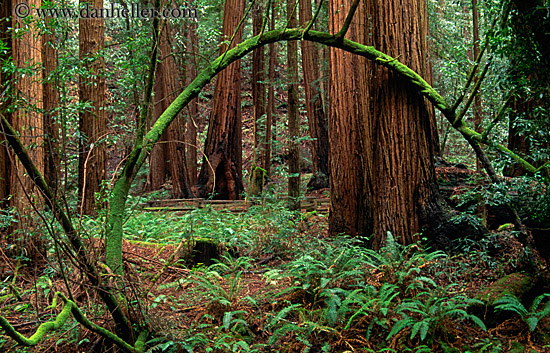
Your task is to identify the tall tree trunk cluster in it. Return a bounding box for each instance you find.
[195,0,245,200]
[148,20,193,198]
[329,0,449,248]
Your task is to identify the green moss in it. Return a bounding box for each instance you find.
[248,165,267,196]
[510,341,525,353]
[0,292,143,353]
[476,273,534,306]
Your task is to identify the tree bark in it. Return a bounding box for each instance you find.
[329,0,448,248]
[328,0,370,237]
[43,12,60,195]
[195,0,245,200]
[287,0,300,210]
[9,0,44,239]
[160,22,192,199]
[78,0,106,215]
[300,0,329,189]
[0,0,12,207]
[252,2,266,168]
[364,0,445,248]
[148,86,168,190]
[185,23,199,186]
[262,2,277,176]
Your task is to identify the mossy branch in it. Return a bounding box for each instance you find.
[335,0,360,41]
[303,0,324,38]
[0,112,132,340]
[0,292,146,353]
[109,27,546,252]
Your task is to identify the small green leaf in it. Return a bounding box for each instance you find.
[223,311,232,331]
[526,316,539,332]
[469,315,487,331]
[320,277,331,288]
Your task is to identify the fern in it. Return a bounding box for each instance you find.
[388,286,486,342]
[361,235,447,291]
[494,293,550,333]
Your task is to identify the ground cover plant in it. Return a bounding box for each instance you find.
[2,200,550,352]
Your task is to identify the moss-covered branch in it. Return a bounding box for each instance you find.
[0,113,132,341]
[105,0,161,281]
[335,0,361,41]
[105,26,547,287]
[0,292,146,353]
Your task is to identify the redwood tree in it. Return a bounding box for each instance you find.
[78,0,106,215]
[43,10,60,194]
[149,19,192,198]
[262,1,277,175]
[161,21,192,198]
[195,0,245,199]
[10,0,44,221]
[300,0,329,189]
[328,0,370,239]
[0,0,11,207]
[329,0,449,248]
[252,1,266,167]
[287,0,300,210]
[185,22,199,186]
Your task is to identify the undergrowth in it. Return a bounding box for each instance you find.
[2,203,550,352]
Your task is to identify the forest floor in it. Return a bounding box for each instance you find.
[1,192,550,352]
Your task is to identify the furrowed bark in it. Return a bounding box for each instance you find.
[287,0,300,211]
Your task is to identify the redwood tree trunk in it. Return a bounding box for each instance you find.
[149,89,168,190]
[300,0,329,189]
[364,0,443,248]
[9,0,44,253]
[0,0,11,207]
[195,0,245,200]
[78,0,106,215]
[328,0,370,238]
[287,0,300,210]
[43,13,60,194]
[148,21,192,198]
[262,2,277,176]
[161,22,192,199]
[185,22,199,186]
[329,0,448,248]
[252,2,266,167]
